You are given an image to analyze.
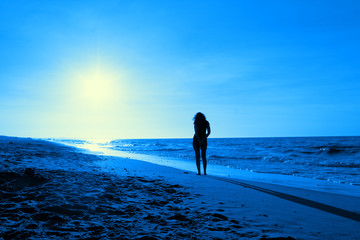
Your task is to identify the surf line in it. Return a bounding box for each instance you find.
[206,175,360,222]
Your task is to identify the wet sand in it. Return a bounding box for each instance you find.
[0,136,296,239]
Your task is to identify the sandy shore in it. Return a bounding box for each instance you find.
[1,136,359,239]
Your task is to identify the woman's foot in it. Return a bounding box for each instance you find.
[197,173,201,175]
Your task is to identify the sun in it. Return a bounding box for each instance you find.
[79,68,114,105]
[71,63,122,108]
[61,58,132,136]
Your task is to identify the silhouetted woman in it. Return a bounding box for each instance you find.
[193,112,211,175]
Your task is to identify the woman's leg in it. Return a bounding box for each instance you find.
[193,137,201,175]
[201,139,207,175]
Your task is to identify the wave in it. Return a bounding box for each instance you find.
[262,155,286,163]
[316,161,360,168]
[55,139,88,145]
[209,155,244,160]
[310,145,360,155]
[149,148,187,152]
[319,147,345,154]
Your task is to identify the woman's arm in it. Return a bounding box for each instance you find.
[206,124,211,138]
[194,124,203,145]
[194,124,200,140]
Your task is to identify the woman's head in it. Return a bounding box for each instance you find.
[193,112,206,123]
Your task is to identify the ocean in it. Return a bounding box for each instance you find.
[55,136,360,186]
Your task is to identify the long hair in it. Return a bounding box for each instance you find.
[193,112,206,124]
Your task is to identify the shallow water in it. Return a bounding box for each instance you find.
[54,136,360,186]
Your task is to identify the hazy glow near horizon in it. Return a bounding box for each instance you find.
[0,0,360,139]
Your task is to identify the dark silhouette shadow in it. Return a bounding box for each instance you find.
[193,112,211,175]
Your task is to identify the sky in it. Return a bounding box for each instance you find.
[1,0,360,139]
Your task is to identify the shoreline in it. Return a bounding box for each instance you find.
[61,139,360,198]
[1,136,360,239]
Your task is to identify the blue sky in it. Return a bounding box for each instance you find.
[1,0,360,139]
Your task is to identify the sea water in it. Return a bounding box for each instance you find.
[55,136,360,186]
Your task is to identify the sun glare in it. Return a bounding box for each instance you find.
[60,58,135,138]
[71,63,123,108]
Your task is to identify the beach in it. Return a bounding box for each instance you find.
[1,136,360,239]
